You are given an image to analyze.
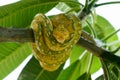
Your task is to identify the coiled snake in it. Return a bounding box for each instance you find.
[30,13,82,71]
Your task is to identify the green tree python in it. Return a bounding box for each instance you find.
[30,13,82,71]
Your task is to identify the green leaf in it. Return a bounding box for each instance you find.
[95,75,104,80]
[0,0,58,28]
[95,15,118,43]
[70,46,101,74]
[20,0,59,1]
[18,56,64,80]
[110,66,120,79]
[0,43,31,79]
[101,59,120,80]
[90,56,101,74]
[55,1,81,13]
[57,52,92,80]
[70,45,85,64]
[57,60,81,80]
[77,72,92,80]
[79,52,92,75]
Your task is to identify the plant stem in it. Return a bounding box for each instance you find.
[86,20,96,37]
[95,1,120,7]
[87,53,93,73]
[100,58,109,80]
[102,28,120,41]
[78,0,97,20]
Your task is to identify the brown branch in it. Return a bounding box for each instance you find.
[0,26,120,66]
[0,27,34,42]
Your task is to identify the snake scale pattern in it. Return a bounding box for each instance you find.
[30,13,82,71]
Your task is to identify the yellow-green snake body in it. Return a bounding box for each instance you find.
[30,13,82,71]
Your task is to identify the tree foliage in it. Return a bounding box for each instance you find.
[0,0,120,80]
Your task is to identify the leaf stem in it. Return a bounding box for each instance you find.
[87,53,93,73]
[100,58,109,80]
[84,0,89,8]
[86,20,96,37]
[35,69,44,80]
[95,1,120,7]
[111,46,120,54]
[102,28,120,41]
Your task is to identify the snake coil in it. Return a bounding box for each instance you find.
[30,13,82,71]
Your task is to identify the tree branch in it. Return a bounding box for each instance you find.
[0,27,34,42]
[0,27,104,57]
[94,1,120,7]
[0,26,120,67]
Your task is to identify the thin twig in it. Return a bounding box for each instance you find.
[95,1,120,7]
[78,0,97,20]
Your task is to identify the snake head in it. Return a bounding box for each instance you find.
[51,14,75,44]
[53,25,70,43]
